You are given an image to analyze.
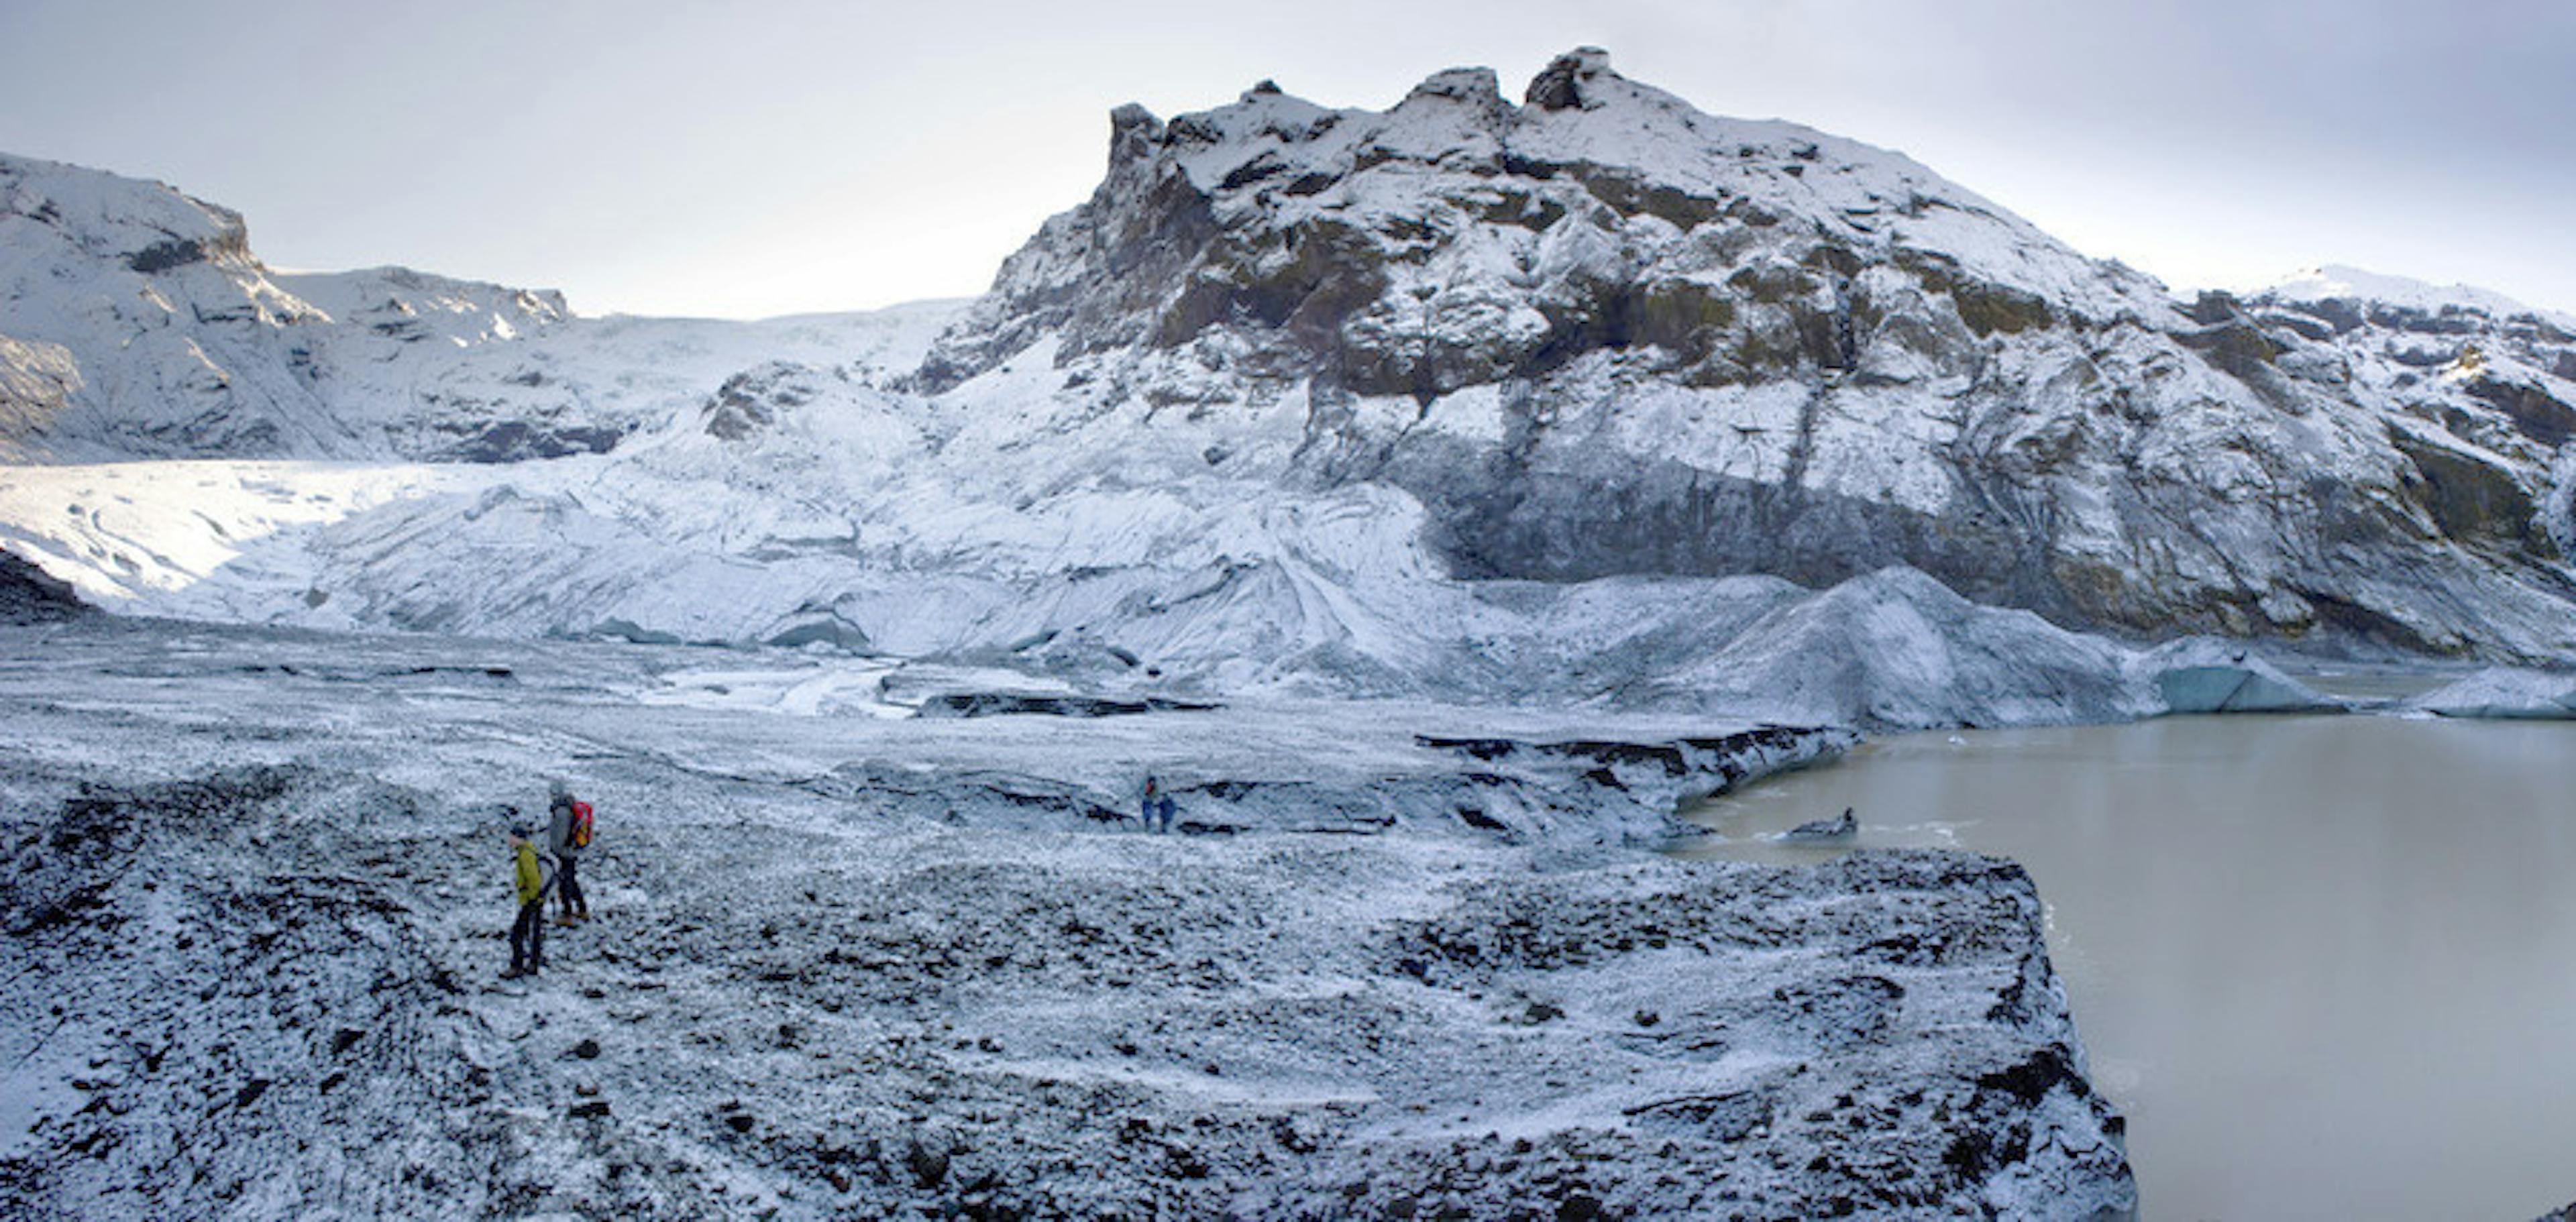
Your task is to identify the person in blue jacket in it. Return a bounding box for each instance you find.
[1139,774,1176,833]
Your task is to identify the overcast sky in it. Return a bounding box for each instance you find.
[3,0,2569,319]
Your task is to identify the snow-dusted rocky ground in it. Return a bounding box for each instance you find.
[1,616,2133,1219]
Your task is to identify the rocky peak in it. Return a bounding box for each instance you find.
[1523,46,1614,111]
[1108,103,1165,168]
[2,152,258,278]
[914,48,2167,401]
[1407,66,1506,107]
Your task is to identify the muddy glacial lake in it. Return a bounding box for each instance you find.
[1685,712,2576,1221]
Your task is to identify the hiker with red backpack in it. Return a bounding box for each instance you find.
[545,779,594,926]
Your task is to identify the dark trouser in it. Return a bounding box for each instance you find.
[510,899,546,972]
[554,854,586,918]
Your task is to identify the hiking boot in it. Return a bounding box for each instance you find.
[500,966,527,980]
[554,915,578,928]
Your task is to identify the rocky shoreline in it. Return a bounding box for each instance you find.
[0,619,2134,1218]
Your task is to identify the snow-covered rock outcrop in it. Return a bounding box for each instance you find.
[2246,265,2576,560]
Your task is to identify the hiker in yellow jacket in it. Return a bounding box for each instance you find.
[503,822,554,979]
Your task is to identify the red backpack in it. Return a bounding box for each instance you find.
[569,799,594,848]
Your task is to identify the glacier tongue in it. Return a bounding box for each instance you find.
[0,439,2347,733]
[0,434,2196,731]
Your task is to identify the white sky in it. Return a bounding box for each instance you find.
[3,0,2570,320]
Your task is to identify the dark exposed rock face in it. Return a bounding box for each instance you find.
[431,419,625,463]
[2462,373,2575,448]
[910,52,2576,661]
[0,551,91,624]
[125,236,211,274]
[918,692,1219,718]
[1522,46,1611,111]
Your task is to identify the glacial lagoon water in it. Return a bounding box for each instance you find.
[1685,713,2576,1221]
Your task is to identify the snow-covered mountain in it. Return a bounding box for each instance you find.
[0,152,560,458]
[2,49,2572,699]
[911,50,2576,659]
[0,151,957,463]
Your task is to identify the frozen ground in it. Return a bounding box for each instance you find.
[0,617,2132,1218]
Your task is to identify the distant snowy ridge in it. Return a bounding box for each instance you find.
[0,150,959,463]
[0,152,557,458]
[2263,264,2576,331]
